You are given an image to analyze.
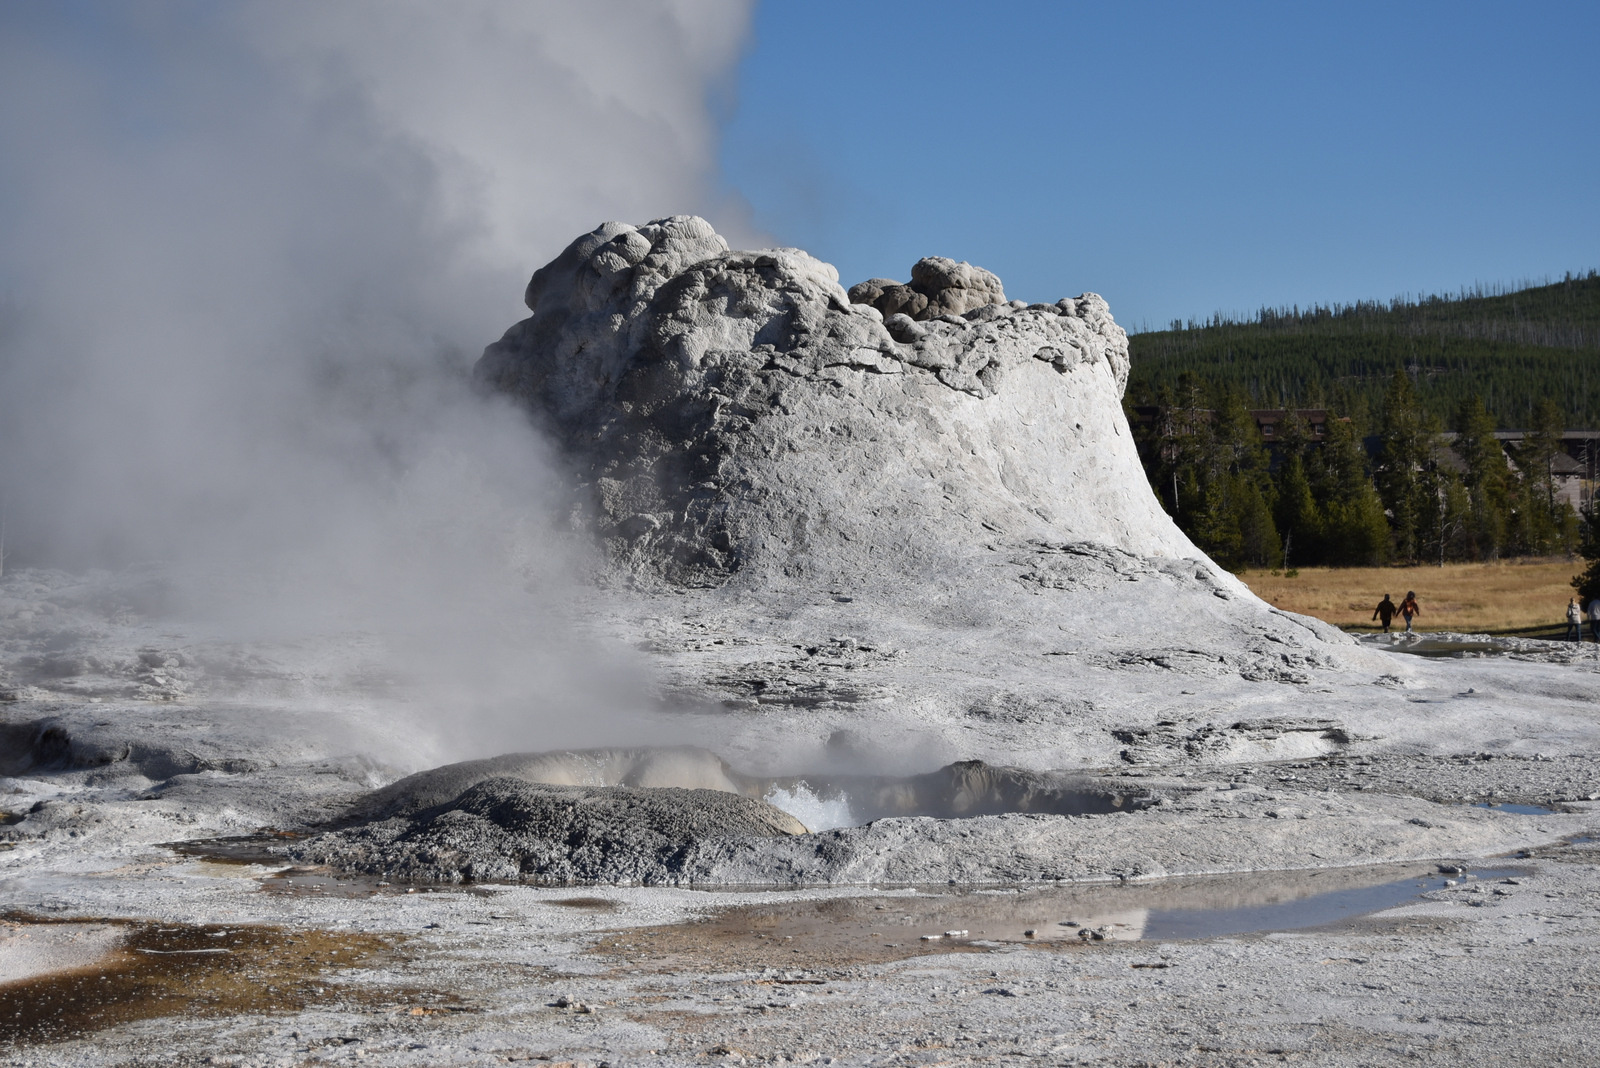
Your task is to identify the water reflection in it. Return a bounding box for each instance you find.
[633,862,1524,965]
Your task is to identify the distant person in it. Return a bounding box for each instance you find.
[1373,594,1397,633]
[1565,598,1584,642]
[1590,597,1600,643]
[1399,591,1421,633]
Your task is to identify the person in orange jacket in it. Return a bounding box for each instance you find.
[1399,591,1421,633]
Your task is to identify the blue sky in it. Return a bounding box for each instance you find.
[720,1,1599,331]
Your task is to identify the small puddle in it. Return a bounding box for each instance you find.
[1138,865,1521,940]
[593,863,1522,970]
[167,832,300,866]
[1475,802,1562,816]
[0,914,431,1044]
[1373,639,1506,658]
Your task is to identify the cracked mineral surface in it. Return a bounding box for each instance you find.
[4,219,1600,1064]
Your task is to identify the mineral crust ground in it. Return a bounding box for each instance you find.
[5,220,1600,1064]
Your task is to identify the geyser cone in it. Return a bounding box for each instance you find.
[474,215,1203,589]
[474,217,1373,772]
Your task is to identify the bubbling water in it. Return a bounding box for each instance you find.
[764,781,857,832]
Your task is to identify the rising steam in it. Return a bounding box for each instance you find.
[0,1,757,762]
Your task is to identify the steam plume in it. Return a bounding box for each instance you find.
[0,1,756,761]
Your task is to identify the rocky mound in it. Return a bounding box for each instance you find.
[289,770,1574,888]
[474,215,1192,588]
[847,256,1007,323]
[345,746,753,822]
[292,778,805,885]
[339,745,1139,825]
[472,217,1381,771]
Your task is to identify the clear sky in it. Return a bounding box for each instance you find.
[0,1,1592,569]
[720,0,1599,331]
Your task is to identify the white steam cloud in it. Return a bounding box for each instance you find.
[0,1,756,763]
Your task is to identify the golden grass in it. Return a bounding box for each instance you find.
[1237,556,1587,634]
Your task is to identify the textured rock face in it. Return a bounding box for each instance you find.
[475,215,1193,588]
[346,746,754,822]
[295,779,805,885]
[847,256,1008,323]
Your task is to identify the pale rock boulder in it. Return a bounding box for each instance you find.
[476,215,1196,589]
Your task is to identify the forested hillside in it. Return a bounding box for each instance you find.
[1130,371,1588,572]
[1127,271,1600,429]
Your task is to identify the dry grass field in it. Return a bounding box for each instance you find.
[1237,557,1588,636]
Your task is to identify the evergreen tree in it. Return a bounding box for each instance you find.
[1526,398,1566,513]
[1270,409,1322,566]
[1133,374,1212,546]
[1156,387,1283,570]
[1451,395,1509,560]
[1573,499,1600,604]
[1211,391,1280,568]
[1510,398,1571,553]
[1374,370,1440,562]
[1273,454,1320,568]
[1315,416,1389,566]
[1232,475,1281,568]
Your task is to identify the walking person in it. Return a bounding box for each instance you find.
[1373,594,1397,633]
[1399,591,1421,633]
[1565,598,1584,642]
[1589,597,1600,643]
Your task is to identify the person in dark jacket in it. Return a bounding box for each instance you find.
[1373,594,1397,633]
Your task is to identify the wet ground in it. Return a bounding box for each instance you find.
[0,851,1539,1047]
[584,862,1526,972]
[0,915,426,1045]
[1,836,1597,1065]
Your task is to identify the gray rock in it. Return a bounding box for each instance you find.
[294,777,805,885]
[849,257,1007,322]
[346,746,753,821]
[908,255,1007,318]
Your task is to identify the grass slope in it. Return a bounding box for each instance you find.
[1238,557,1590,637]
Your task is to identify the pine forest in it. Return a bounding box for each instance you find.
[1124,271,1600,586]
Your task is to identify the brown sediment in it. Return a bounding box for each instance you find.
[0,913,424,1044]
[586,895,999,972]
[545,897,620,911]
